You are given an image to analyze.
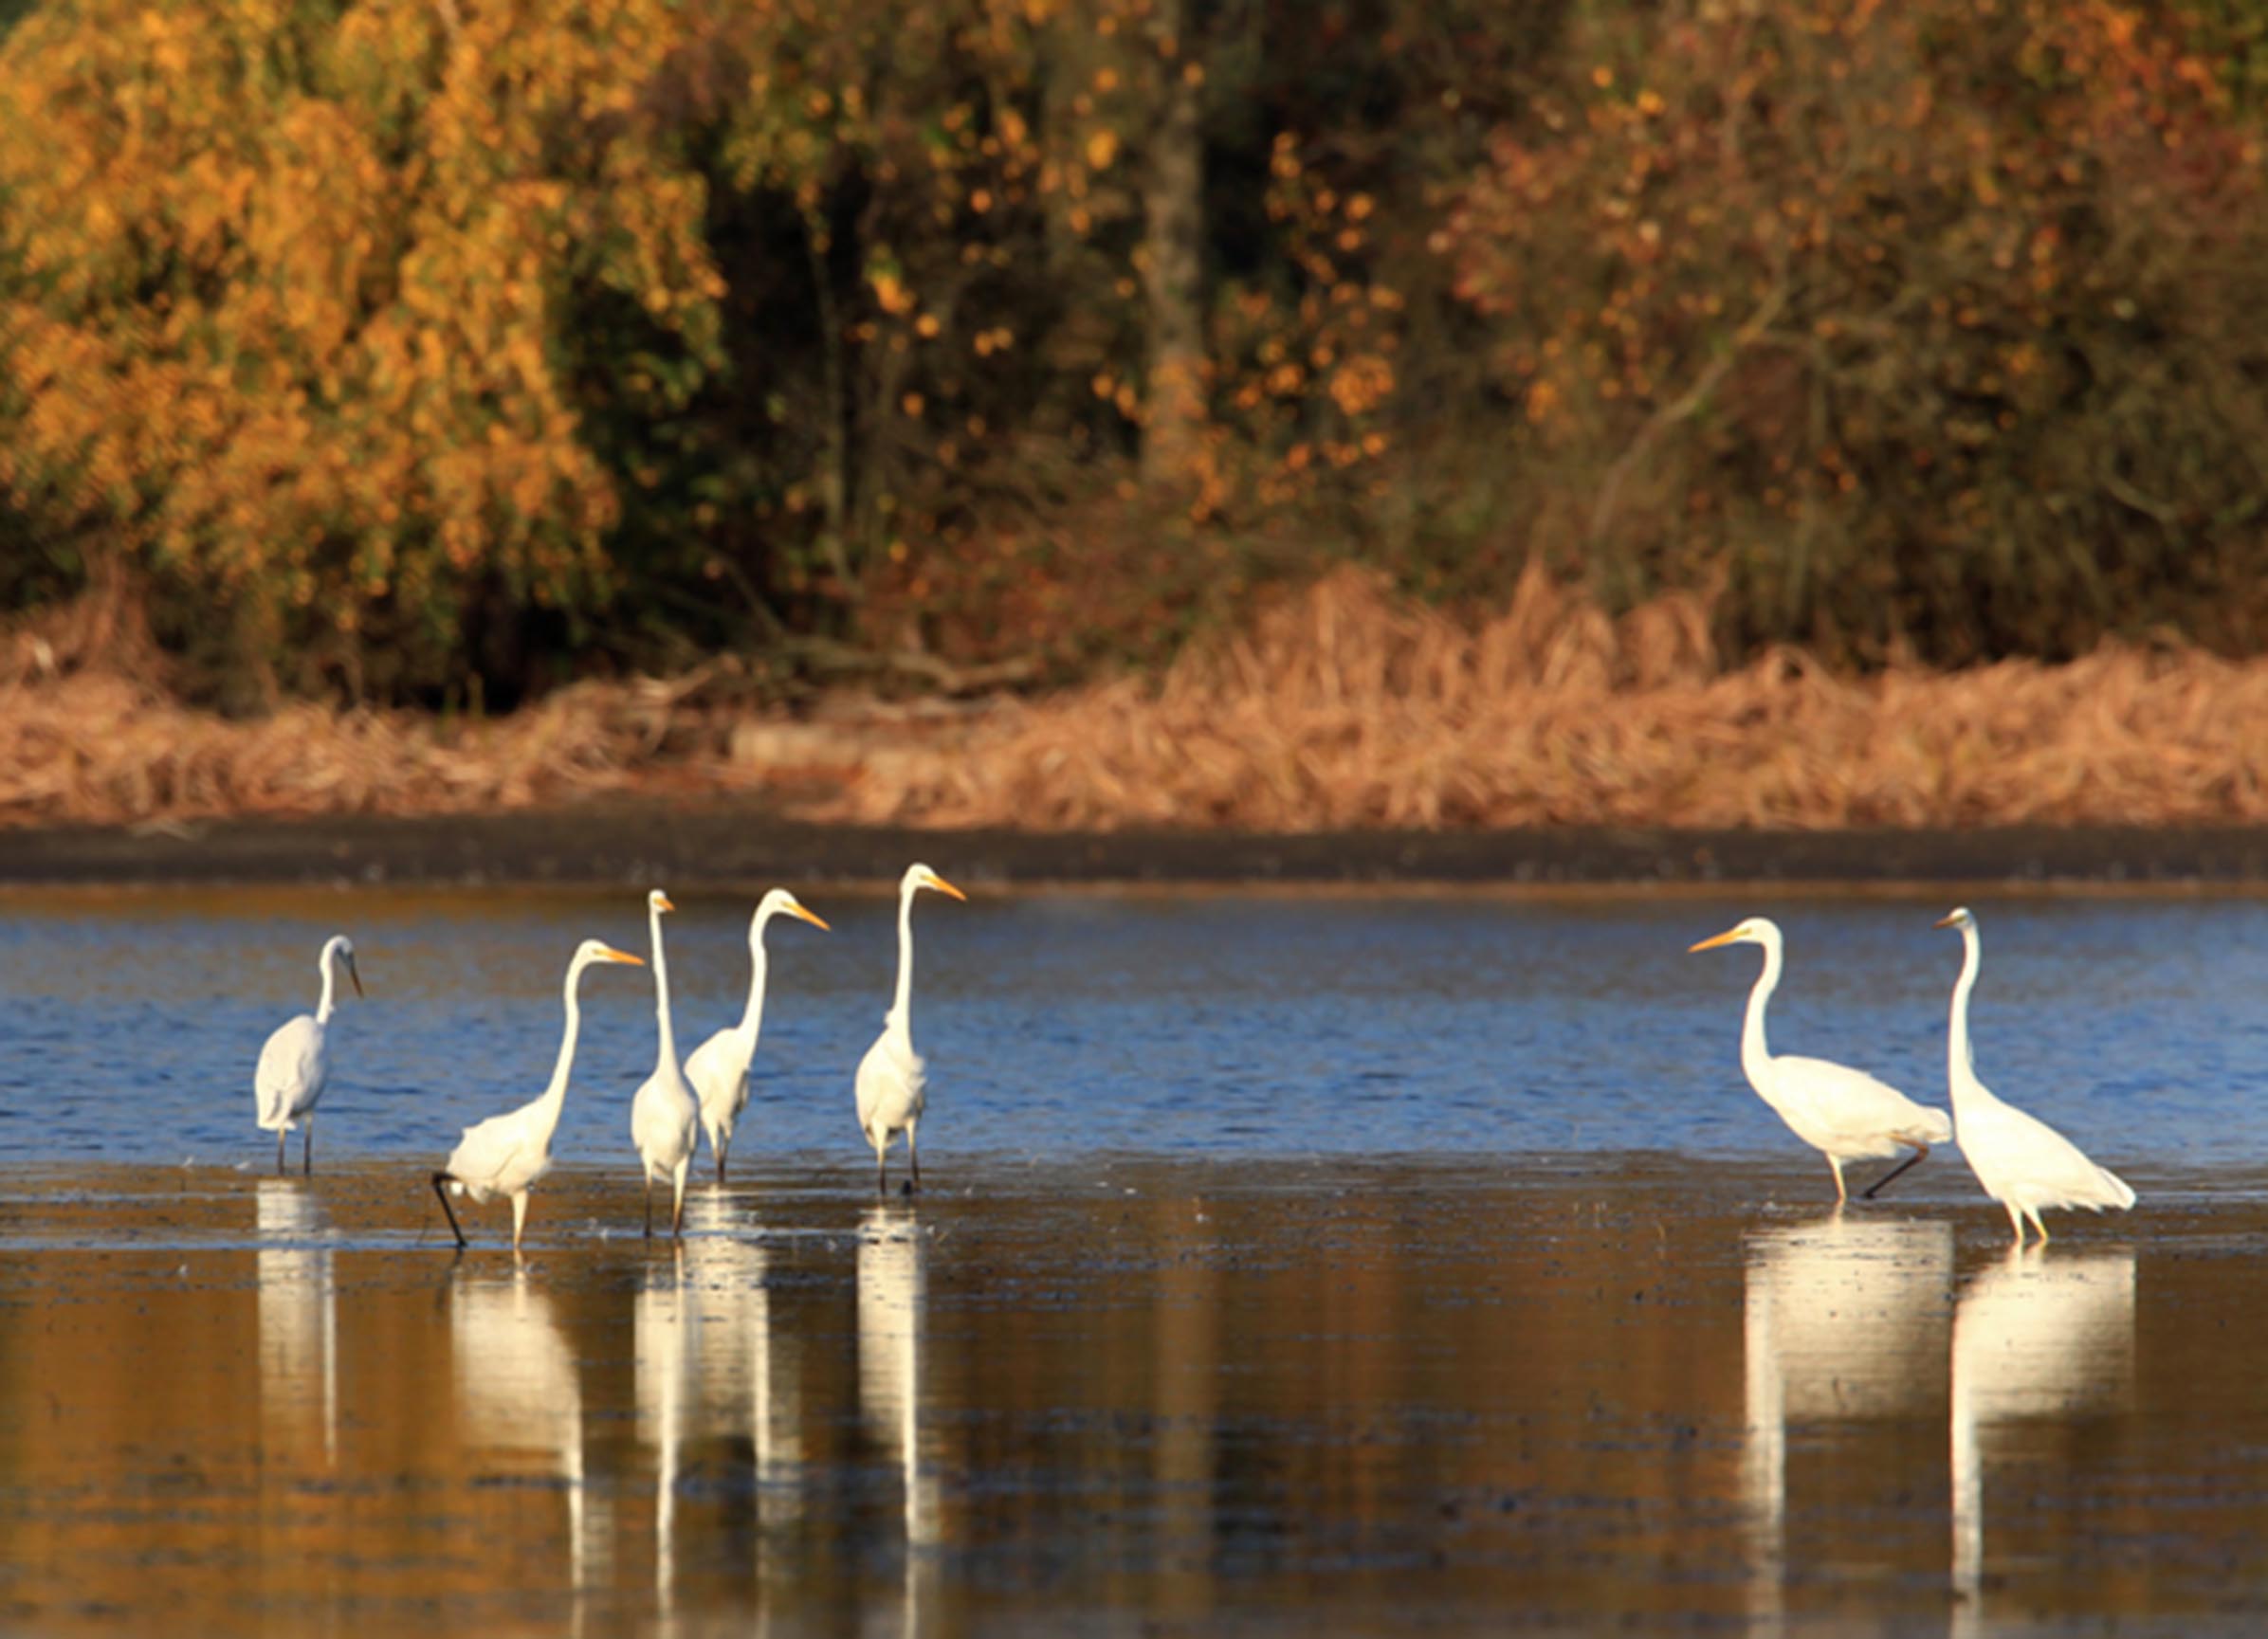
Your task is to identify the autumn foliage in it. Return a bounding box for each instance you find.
[3,0,2267,705]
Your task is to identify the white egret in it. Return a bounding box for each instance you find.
[855,863,966,1195]
[1935,906,2135,1244]
[430,938,644,1254]
[631,889,700,1237]
[1691,917,1953,1202]
[253,934,364,1175]
[685,888,832,1184]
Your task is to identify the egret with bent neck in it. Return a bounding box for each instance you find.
[1690,916,1952,1202]
[431,938,644,1254]
[253,934,365,1175]
[686,889,832,1185]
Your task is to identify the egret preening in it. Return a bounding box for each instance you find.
[631,889,701,1238]
[1936,907,2135,1245]
[1690,917,1953,1202]
[254,934,364,1175]
[430,939,644,1254]
[855,864,966,1195]
[686,889,831,1184]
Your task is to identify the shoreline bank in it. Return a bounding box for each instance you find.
[5,802,2268,888]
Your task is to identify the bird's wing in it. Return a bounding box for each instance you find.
[254,1014,326,1127]
[684,1028,749,1121]
[1962,1096,2131,1207]
[631,1069,698,1157]
[447,1107,536,1193]
[856,1030,926,1121]
[1773,1054,1952,1146]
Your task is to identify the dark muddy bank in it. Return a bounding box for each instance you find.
[7,802,2268,887]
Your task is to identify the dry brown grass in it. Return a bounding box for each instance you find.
[7,567,2267,834]
[0,586,736,827]
[828,567,2268,831]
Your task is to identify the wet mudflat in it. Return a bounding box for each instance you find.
[2,1156,2264,1635]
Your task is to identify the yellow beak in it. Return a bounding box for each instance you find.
[655,893,677,914]
[1932,912,1960,929]
[792,904,832,932]
[1688,928,1743,954]
[601,946,646,966]
[929,876,968,902]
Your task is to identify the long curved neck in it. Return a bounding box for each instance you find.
[1740,937,1781,1083]
[314,946,339,1025]
[649,903,679,1069]
[738,918,773,1042]
[536,959,589,1136]
[888,883,918,1031]
[1948,924,1984,1104]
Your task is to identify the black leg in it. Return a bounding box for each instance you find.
[303,1122,314,1177]
[908,1129,921,1193]
[1861,1147,1928,1201]
[430,1171,468,1249]
[716,1141,728,1186]
[276,1129,287,1175]
[643,1175,654,1239]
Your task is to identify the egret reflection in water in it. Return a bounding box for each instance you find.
[635,1246,693,1618]
[680,1192,804,1518]
[255,1178,339,1467]
[1741,1211,1953,1622]
[448,1269,600,1597]
[1950,1247,2137,1634]
[859,1203,938,1638]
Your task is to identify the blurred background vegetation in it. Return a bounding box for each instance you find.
[4,0,2265,711]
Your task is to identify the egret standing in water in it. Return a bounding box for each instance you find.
[1690,917,1952,1202]
[856,864,966,1195]
[631,889,700,1238]
[686,889,832,1184]
[254,934,364,1175]
[1935,906,2135,1244]
[431,938,644,1254]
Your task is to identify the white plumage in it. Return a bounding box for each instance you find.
[631,889,700,1237]
[855,863,966,1194]
[1691,917,1953,1201]
[253,934,362,1175]
[431,938,644,1253]
[686,888,831,1184]
[1936,906,2135,1244]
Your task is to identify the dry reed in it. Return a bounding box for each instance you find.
[826,568,2268,832]
[0,588,727,827]
[6,568,2266,834]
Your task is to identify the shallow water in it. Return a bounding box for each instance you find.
[2,887,2266,1633]
[0,886,2260,1170]
[0,1158,2261,1635]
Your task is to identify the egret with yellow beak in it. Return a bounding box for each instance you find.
[686,888,832,1184]
[855,863,966,1194]
[1935,906,2134,1244]
[432,938,644,1254]
[1691,916,1952,1201]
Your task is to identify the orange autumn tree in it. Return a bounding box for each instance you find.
[0,0,725,698]
[1435,0,2268,662]
[704,0,1193,647]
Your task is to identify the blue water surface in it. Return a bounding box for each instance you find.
[0,885,2257,1170]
